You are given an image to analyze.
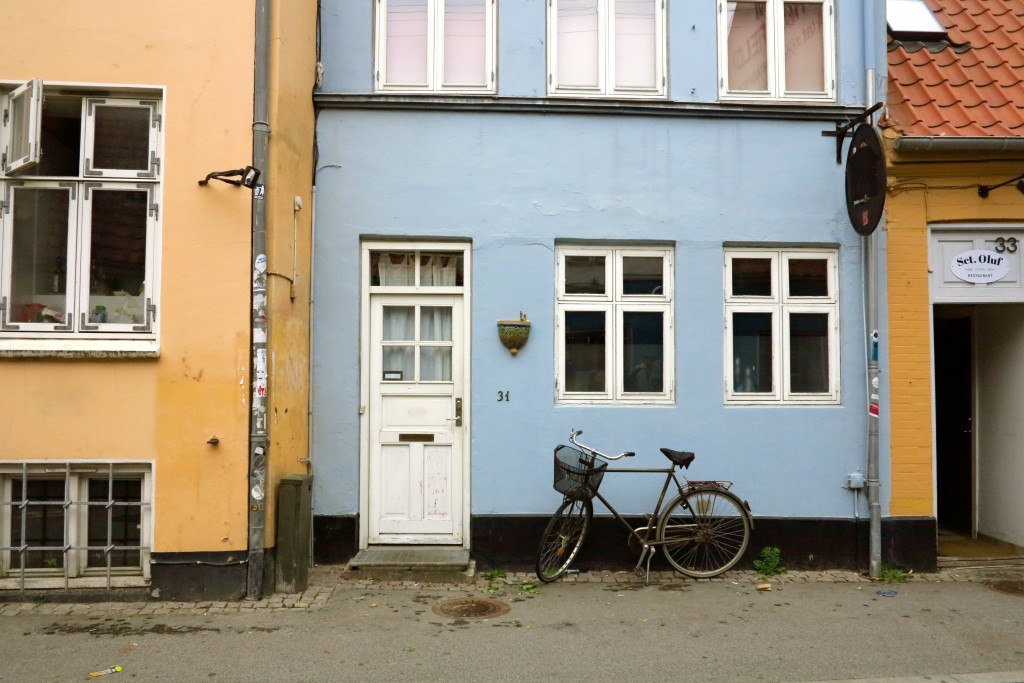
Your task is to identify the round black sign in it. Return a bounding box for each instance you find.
[845,123,886,237]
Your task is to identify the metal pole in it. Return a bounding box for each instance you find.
[247,0,272,600]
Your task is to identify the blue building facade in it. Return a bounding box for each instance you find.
[311,0,920,569]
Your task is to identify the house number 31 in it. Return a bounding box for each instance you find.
[497,390,510,402]
[995,237,1018,253]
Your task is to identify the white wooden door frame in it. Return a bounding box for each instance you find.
[358,240,472,549]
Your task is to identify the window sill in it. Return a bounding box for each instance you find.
[0,338,160,359]
[724,398,841,406]
[0,575,148,590]
[557,398,675,406]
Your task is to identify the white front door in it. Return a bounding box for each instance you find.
[368,294,465,543]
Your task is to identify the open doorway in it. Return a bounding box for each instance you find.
[933,309,972,535]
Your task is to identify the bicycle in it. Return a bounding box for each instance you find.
[536,429,753,583]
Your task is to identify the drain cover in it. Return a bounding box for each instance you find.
[432,597,510,619]
[988,580,1024,597]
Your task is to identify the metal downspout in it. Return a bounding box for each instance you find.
[864,0,882,580]
[247,0,272,600]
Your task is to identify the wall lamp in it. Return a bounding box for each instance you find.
[978,172,1024,198]
[198,165,262,189]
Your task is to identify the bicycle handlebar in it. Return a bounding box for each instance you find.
[569,429,635,461]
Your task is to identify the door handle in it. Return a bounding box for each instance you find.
[455,398,462,427]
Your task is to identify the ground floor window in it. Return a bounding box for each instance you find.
[0,462,151,588]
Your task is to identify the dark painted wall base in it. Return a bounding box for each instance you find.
[314,514,938,572]
[150,549,276,601]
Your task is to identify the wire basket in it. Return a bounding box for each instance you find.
[553,445,607,500]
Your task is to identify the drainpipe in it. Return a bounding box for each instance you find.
[247,0,272,600]
[864,0,882,580]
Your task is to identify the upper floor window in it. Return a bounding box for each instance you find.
[556,244,674,403]
[724,248,839,404]
[718,0,835,101]
[548,0,667,98]
[375,0,497,94]
[0,80,161,347]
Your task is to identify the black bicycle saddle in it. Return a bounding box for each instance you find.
[660,448,695,469]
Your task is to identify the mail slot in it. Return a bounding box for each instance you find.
[399,433,435,442]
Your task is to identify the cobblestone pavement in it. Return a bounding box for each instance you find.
[2,563,1020,616]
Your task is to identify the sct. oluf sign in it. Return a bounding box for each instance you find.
[951,249,1010,283]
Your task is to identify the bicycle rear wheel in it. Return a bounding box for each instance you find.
[536,497,592,583]
[657,488,750,578]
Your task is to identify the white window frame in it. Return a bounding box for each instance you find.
[0,80,162,354]
[556,245,674,404]
[548,0,667,98]
[724,247,839,404]
[0,462,153,589]
[374,0,497,94]
[717,0,836,102]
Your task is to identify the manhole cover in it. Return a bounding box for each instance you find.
[432,597,510,619]
[987,580,1024,597]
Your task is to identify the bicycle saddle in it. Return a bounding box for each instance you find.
[660,448,695,469]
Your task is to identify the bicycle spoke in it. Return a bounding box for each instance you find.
[658,489,750,578]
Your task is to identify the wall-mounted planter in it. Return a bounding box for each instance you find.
[497,312,531,356]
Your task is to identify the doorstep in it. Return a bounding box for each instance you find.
[346,546,474,583]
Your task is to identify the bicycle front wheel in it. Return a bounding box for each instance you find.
[657,488,751,578]
[536,497,592,583]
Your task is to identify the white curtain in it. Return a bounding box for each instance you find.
[383,305,415,380]
[420,306,453,381]
[421,254,458,286]
[378,252,415,286]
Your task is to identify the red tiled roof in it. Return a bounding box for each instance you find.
[885,0,1024,138]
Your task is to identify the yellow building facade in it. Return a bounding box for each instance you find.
[0,1,315,598]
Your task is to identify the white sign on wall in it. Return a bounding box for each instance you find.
[950,249,1011,284]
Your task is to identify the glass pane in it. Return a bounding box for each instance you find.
[615,0,657,89]
[731,258,772,296]
[622,256,663,295]
[784,3,825,92]
[420,252,463,286]
[386,0,429,85]
[420,306,452,341]
[11,479,65,570]
[372,251,415,286]
[623,311,663,392]
[727,2,768,91]
[565,255,605,294]
[92,105,151,171]
[88,190,149,323]
[444,0,487,86]
[557,0,599,88]
[732,312,773,393]
[383,306,415,340]
[789,313,829,393]
[383,346,415,380]
[88,479,142,568]
[10,188,70,324]
[420,347,453,381]
[565,310,606,392]
[788,258,828,297]
[9,86,32,164]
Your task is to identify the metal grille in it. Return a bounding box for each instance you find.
[1,462,151,590]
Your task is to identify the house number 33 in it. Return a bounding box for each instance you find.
[497,390,510,402]
[995,237,1018,253]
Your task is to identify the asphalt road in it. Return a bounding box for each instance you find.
[2,577,1024,682]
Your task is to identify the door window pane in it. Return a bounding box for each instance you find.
[372,252,415,286]
[731,258,772,296]
[383,346,415,380]
[420,306,452,341]
[558,0,600,88]
[386,0,429,85]
[783,3,824,92]
[565,255,606,294]
[622,256,663,295]
[623,311,663,392]
[383,306,415,341]
[11,188,69,322]
[615,0,657,89]
[87,190,148,322]
[11,479,65,569]
[420,252,462,286]
[420,346,452,381]
[92,105,151,171]
[789,312,829,392]
[727,2,768,91]
[444,0,487,85]
[88,479,142,568]
[788,258,828,297]
[732,312,773,392]
[565,310,606,392]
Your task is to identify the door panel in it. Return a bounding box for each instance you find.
[369,295,464,543]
